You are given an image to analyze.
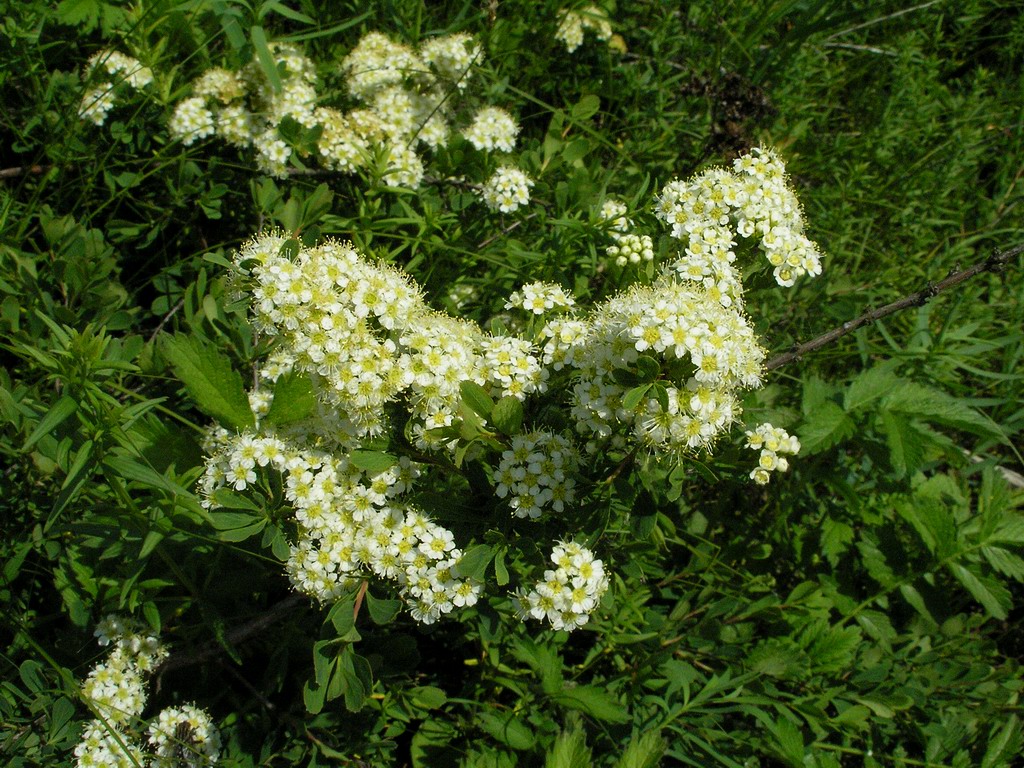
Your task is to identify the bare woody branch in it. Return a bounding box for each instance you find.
[765,243,1024,371]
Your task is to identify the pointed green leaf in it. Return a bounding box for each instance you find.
[350,450,398,474]
[948,562,1011,619]
[622,384,652,412]
[264,370,316,426]
[365,590,402,625]
[490,396,524,435]
[251,25,283,93]
[798,401,854,454]
[843,365,899,413]
[24,395,77,450]
[550,685,629,723]
[162,335,254,431]
[460,380,494,418]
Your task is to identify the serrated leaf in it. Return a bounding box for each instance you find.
[896,497,955,557]
[981,715,1022,768]
[546,725,591,768]
[819,518,854,567]
[551,686,629,723]
[843,364,900,412]
[981,547,1024,580]
[948,563,1011,619]
[460,380,494,418]
[881,382,1002,439]
[490,396,524,436]
[880,410,925,478]
[798,401,854,454]
[162,335,254,431]
[615,730,665,768]
[477,710,535,750]
[264,370,316,426]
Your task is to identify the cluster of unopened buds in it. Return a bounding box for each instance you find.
[745,423,801,484]
[599,198,654,267]
[74,616,220,768]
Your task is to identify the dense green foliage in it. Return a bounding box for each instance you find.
[2,1,1023,766]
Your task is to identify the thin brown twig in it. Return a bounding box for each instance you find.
[765,244,1024,371]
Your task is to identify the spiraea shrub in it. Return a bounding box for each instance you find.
[2,2,1022,767]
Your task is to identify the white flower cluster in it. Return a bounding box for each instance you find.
[166,31,521,187]
[168,43,316,176]
[147,705,221,768]
[518,541,608,631]
[79,50,153,126]
[494,431,580,518]
[555,6,614,53]
[481,165,534,213]
[200,426,483,623]
[232,234,546,444]
[655,146,824,289]
[745,423,800,485]
[505,281,575,315]
[552,277,764,455]
[462,106,520,152]
[599,198,653,267]
[74,617,219,768]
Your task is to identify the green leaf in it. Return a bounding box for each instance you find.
[880,410,926,478]
[453,544,493,581]
[490,396,524,436]
[634,355,660,381]
[264,370,316,426]
[460,380,495,418]
[251,26,283,93]
[843,364,899,413]
[981,547,1024,581]
[550,686,629,723]
[767,716,805,767]
[981,715,1022,768]
[798,401,854,454]
[365,591,402,624]
[350,450,398,474]
[494,550,509,586]
[162,335,254,431]
[410,686,448,710]
[881,382,1002,439]
[477,710,535,751]
[327,593,357,635]
[622,384,652,412]
[896,497,955,556]
[615,731,666,768]
[545,725,591,768]
[948,563,1011,619]
[571,94,601,121]
[24,395,77,450]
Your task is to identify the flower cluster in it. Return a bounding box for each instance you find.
[74,617,219,768]
[745,423,800,485]
[463,106,520,152]
[505,281,575,315]
[167,32,517,187]
[494,431,580,518]
[518,541,609,631]
[555,6,614,53]
[231,234,546,444]
[558,277,764,455]
[655,146,824,289]
[481,165,534,213]
[201,426,484,623]
[599,198,653,267]
[148,705,221,768]
[79,50,153,126]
